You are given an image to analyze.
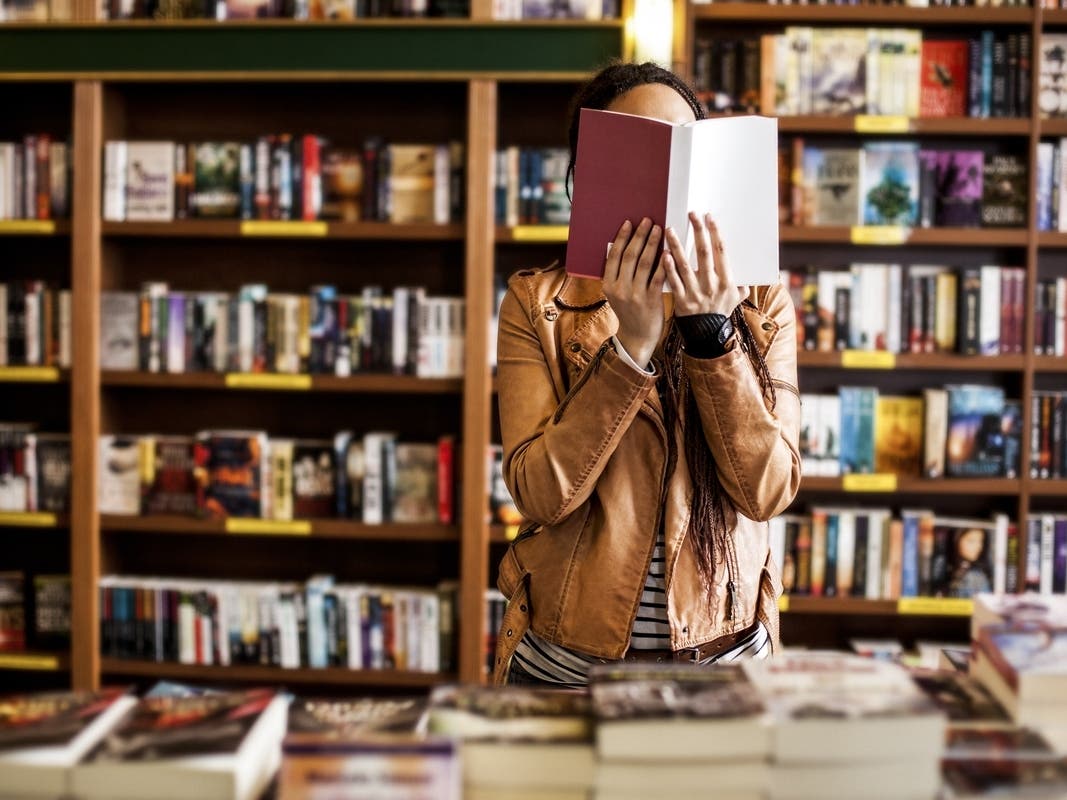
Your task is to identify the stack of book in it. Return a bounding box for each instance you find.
[744,652,946,800]
[427,684,594,800]
[968,593,1067,753]
[589,663,770,800]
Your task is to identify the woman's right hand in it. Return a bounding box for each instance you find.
[602,217,665,369]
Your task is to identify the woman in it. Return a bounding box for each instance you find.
[493,61,801,687]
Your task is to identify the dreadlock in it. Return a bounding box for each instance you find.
[566,61,779,598]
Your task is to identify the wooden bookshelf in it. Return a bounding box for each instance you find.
[1033,355,1067,372]
[774,116,1031,136]
[99,658,452,688]
[1037,231,1067,247]
[689,4,1034,25]
[796,352,1028,371]
[99,371,463,394]
[100,514,460,541]
[1029,479,1067,497]
[1043,10,1067,26]
[780,596,975,618]
[798,477,1023,495]
[780,226,1030,246]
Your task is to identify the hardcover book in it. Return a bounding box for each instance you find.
[33,574,71,645]
[944,384,1006,478]
[839,386,877,475]
[140,435,197,517]
[124,142,176,222]
[387,145,437,225]
[861,142,919,226]
[34,433,71,514]
[98,435,142,516]
[909,669,1010,728]
[391,443,438,525]
[981,154,1027,228]
[99,292,139,371]
[0,572,24,651]
[565,109,779,286]
[192,143,241,218]
[291,440,336,519]
[935,150,984,227]
[192,431,267,518]
[873,395,923,476]
[1038,34,1067,118]
[320,148,363,222]
[920,40,968,118]
[427,685,592,742]
[803,148,861,226]
[588,662,770,762]
[811,28,868,115]
[931,518,995,598]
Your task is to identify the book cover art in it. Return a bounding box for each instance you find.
[124,142,176,222]
[33,574,71,644]
[217,0,279,20]
[1001,400,1023,480]
[979,625,1067,683]
[99,292,139,371]
[387,145,436,225]
[86,689,278,762]
[588,663,765,721]
[861,142,919,226]
[287,697,428,737]
[803,148,860,226]
[191,143,240,218]
[34,433,71,514]
[291,440,336,520]
[943,757,1067,797]
[1039,34,1067,118]
[320,148,363,222]
[932,520,995,599]
[909,670,1011,728]
[192,431,266,519]
[944,726,1056,761]
[391,443,438,525]
[982,154,1027,227]
[139,436,196,517]
[920,40,968,118]
[839,386,877,475]
[874,395,923,476]
[427,685,591,742]
[0,689,130,751]
[945,384,1006,478]
[935,150,984,227]
[811,28,868,115]
[98,435,142,516]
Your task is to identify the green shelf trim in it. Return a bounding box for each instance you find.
[0,24,623,76]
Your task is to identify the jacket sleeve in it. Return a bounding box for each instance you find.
[496,286,657,527]
[684,283,802,522]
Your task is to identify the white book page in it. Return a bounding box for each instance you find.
[681,116,780,287]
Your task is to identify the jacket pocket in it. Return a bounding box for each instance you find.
[755,552,783,654]
[497,544,527,600]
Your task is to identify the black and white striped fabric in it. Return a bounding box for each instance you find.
[510,529,771,687]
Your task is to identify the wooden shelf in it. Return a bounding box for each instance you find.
[781,226,1029,246]
[775,116,1030,136]
[101,514,459,542]
[1029,479,1067,496]
[0,219,70,235]
[1043,10,1067,26]
[691,3,1033,24]
[101,220,465,240]
[1033,355,1067,372]
[797,351,1027,371]
[781,596,973,617]
[0,511,68,528]
[0,650,70,672]
[1037,231,1067,247]
[100,370,463,394]
[99,658,452,687]
[799,476,1022,495]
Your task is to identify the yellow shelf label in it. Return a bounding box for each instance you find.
[0,220,57,235]
[0,511,59,527]
[225,518,312,536]
[854,115,911,134]
[0,366,61,382]
[778,595,790,613]
[842,473,898,493]
[240,220,328,237]
[225,373,312,391]
[505,524,520,541]
[850,226,909,245]
[0,653,61,671]
[841,350,896,369]
[897,597,973,617]
[511,225,569,242]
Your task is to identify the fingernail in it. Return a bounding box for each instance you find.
[622,219,632,230]
[652,225,661,235]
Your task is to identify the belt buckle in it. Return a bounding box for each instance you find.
[675,646,701,664]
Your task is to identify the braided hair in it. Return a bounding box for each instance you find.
[566,61,778,598]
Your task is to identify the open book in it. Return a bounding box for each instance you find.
[565,109,779,287]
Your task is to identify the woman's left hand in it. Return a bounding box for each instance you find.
[663,211,751,317]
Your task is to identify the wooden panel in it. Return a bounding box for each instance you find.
[100,371,463,394]
[691,4,1032,24]
[70,81,103,692]
[459,79,496,685]
[797,352,1027,371]
[1030,479,1067,497]
[799,477,1023,495]
[781,226,1030,246]
[773,116,1030,136]
[100,515,459,542]
[102,220,465,240]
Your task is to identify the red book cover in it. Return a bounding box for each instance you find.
[437,435,454,525]
[302,134,321,222]
[565,108,672,279]
[920,40,969,118]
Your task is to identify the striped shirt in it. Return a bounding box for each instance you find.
[511,530,770,687]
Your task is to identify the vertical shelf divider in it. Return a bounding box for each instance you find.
[71,80,103,692]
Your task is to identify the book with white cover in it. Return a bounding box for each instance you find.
[743,651,945,764]
[0,688,136,799]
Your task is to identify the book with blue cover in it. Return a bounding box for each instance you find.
[839,386,878,475]
[945,385,1007,478]
[861,142,919,226]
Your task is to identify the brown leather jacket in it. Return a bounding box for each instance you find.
[491,263,801,685]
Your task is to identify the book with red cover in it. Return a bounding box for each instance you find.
[920,40,969,118]
[564,109,779,286]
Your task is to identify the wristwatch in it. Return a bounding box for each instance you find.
[711,313,735,347]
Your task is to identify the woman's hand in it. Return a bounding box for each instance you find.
[602,217,666,369]
[664,212,750,317]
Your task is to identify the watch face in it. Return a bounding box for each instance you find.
[717,320,734,346]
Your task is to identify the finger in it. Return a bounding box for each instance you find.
[620,217,653,282]
[706,214,735,289]
[649,262,666,294]
[737,285,752,306]
[634,225,662,287]
[664,226,698,294]
[663,252,687,299]
[605,219,633,284]
[689,211,715,286]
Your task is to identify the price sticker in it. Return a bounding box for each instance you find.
[0,366,61,382]
[225,373,312,391]
[240,221,328,237]
[0,511,59,527]
[841,350,896,369]
[510,225,569,242]
[778,595,790,613]
[854,115,911,134]
[897,597,973,617]
[850,226,909,245]
[0,653,61,671]
[0,220,57,235]
[842,474,898,493]
[226,518,312,536]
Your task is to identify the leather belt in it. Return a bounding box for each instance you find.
[621,624,759,664]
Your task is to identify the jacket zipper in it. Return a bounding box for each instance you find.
[552,340,612,424]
